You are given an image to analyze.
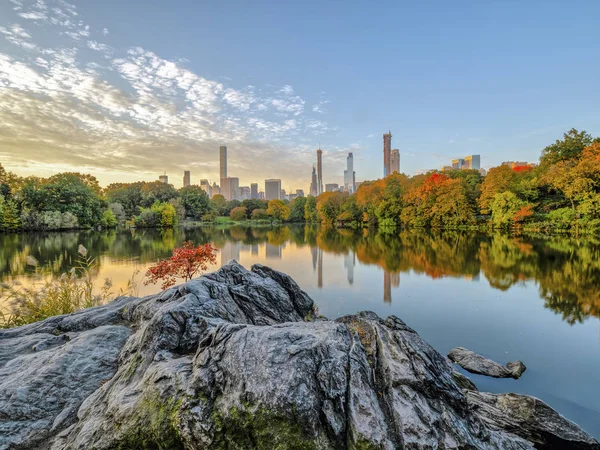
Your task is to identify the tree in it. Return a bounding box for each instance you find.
[105,182,144,218]
[478,165,516,214]
[225,200,242,215]
[169,198,186,221]
[242,199,269,217]
[179,186,209,219]
[229,206,248,221]
[108,203,127,222]
[490,192,531,228]
[144,241,218,290]
[288,197,307,222]
[267,200,290,221]
[541,128,593,166]
[101,209,118,228]
[140,181,178,207]
[304,196,318,222]
[251,208,269,220]
[317,192,347,225]
[209,194,227,216]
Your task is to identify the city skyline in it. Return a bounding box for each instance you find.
[1,1,598,192]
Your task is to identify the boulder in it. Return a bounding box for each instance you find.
[0,261,596,450]
[448,346,527,379]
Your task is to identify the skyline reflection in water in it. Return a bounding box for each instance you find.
[1,225,600,438]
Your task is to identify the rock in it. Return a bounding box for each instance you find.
[0,261,597,450]
[448,347,527,379]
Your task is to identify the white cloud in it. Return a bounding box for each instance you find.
[102,27,108,35]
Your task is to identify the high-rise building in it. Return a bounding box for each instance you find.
[317,148,323,195]
[211,182,221,196]
[326,183,339,192]
[219,146,227,180]
[280,189,287,201]
[221,177,239,201]
[240,186,251,200]
[258,191,265,200]
[463,155,480,170]
[295,189,304,197]
[383,131,392,177]
[344,152,355,193]
[200,179,212,197]
[390,149,400,174]
[250,183,259,199]
[310,166,318,196]
[265,179,282,200]
[159,174,168,184]
[183,171,191,187]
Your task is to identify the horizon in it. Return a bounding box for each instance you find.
[1,0,599,192]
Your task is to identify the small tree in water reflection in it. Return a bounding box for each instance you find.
[145,241,218,290]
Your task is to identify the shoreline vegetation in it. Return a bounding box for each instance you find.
[0,128,599,235]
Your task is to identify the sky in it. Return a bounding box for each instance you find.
[0,0,599,192]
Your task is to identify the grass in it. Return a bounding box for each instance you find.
[0,245,138,329]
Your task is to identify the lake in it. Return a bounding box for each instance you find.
[1,225,599,438]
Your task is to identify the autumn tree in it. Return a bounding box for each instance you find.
[229,206,248,221]
[267,199,290,221]
[540,128,592,166]
[145,241,218,290]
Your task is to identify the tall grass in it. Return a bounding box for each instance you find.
[0,245,138,329]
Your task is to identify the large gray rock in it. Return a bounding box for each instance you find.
[448,346,527,379]
[0,261,597,450]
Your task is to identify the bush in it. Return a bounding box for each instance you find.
[100,209,118,228]
[229,206,248,221]
[251,208,269,220]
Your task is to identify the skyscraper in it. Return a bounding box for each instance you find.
[310,166,318,196]
[390,149,400,174]
[463,155,481,170]
[344,152,355,193]
[183,171,191,187]
[221,177,239,201]
[295,189,304,197]
[159,174,168,184]
[200,179,212,197]
[383,131,392,177]
[240,186,251,200]
[219,146,227,180]
[265,179,281,200]
[317,148,323,195]
[250,183,259,199]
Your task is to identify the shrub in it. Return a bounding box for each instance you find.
[251,208,269,220]
[229,206,248,221]
[100,209,118,228]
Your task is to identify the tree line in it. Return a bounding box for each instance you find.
[0,128,598,232]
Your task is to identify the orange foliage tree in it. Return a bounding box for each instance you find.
[145,241,218,290]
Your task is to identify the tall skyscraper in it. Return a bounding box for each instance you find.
[240,186,251,200]
[326,183,339,192]
[265,179,282,200]
[159,174,168,184]
[221,177,239,201]
[344,152,355,193]
[211,182,220,196]
[295,189,305,197]
[200,179,212,197]
[463,155,481,170]
[250,183,259,199]
[317,148,323,195]
[390,149,400,174]
[219,146,227,180]
[383,131,392,177]
[310,166,318,196]
[183,171,191,187]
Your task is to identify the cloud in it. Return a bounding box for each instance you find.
[311,100,330,114]
[0,0,337,190]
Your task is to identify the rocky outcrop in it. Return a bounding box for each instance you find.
[0,261,597,450]
[448,347,527,379]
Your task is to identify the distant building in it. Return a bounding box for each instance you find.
[183,171,191,187]
[344,152,356,193]
[280,189,287,201]
[479,168,487,176]
[441,165,455,172]
[383,131,392,177]
[258,191,265,200]
[250,183,259,199]
[295,189,305,197]
[219,146,227,180]
[159,175,168,184]
[355,181,363,190]
[390,149,400,174]
[309,166,318,196]
[240,186,251,200]
[502,161,536,169]
[200,179,212,197]
[317,148,323,195]
[265,179,282,201]
[211,182,221,196]
[326,183,339,192]
[288,193,297,201]
[450,155,480,171]
[221,177,239,201]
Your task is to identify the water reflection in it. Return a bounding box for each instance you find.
[1,226,600,324]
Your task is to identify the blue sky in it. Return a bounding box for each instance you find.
[0,0,599,191]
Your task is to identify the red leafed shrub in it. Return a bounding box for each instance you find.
[513,205,534,223]
[144,241,218,290]
[512,165,533,173]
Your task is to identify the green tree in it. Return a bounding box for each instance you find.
[267,200,290,221]
[304,196,318,222]
[140,181,178,207]
[251,208,269,220]
[179,186,209,219]
[242,199,269,217]
[288,196,307,222]
[541,128,593,165]
[209,194,227,216]
[490,192,530,228]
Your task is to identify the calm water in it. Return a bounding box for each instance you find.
[1,226,600,438]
